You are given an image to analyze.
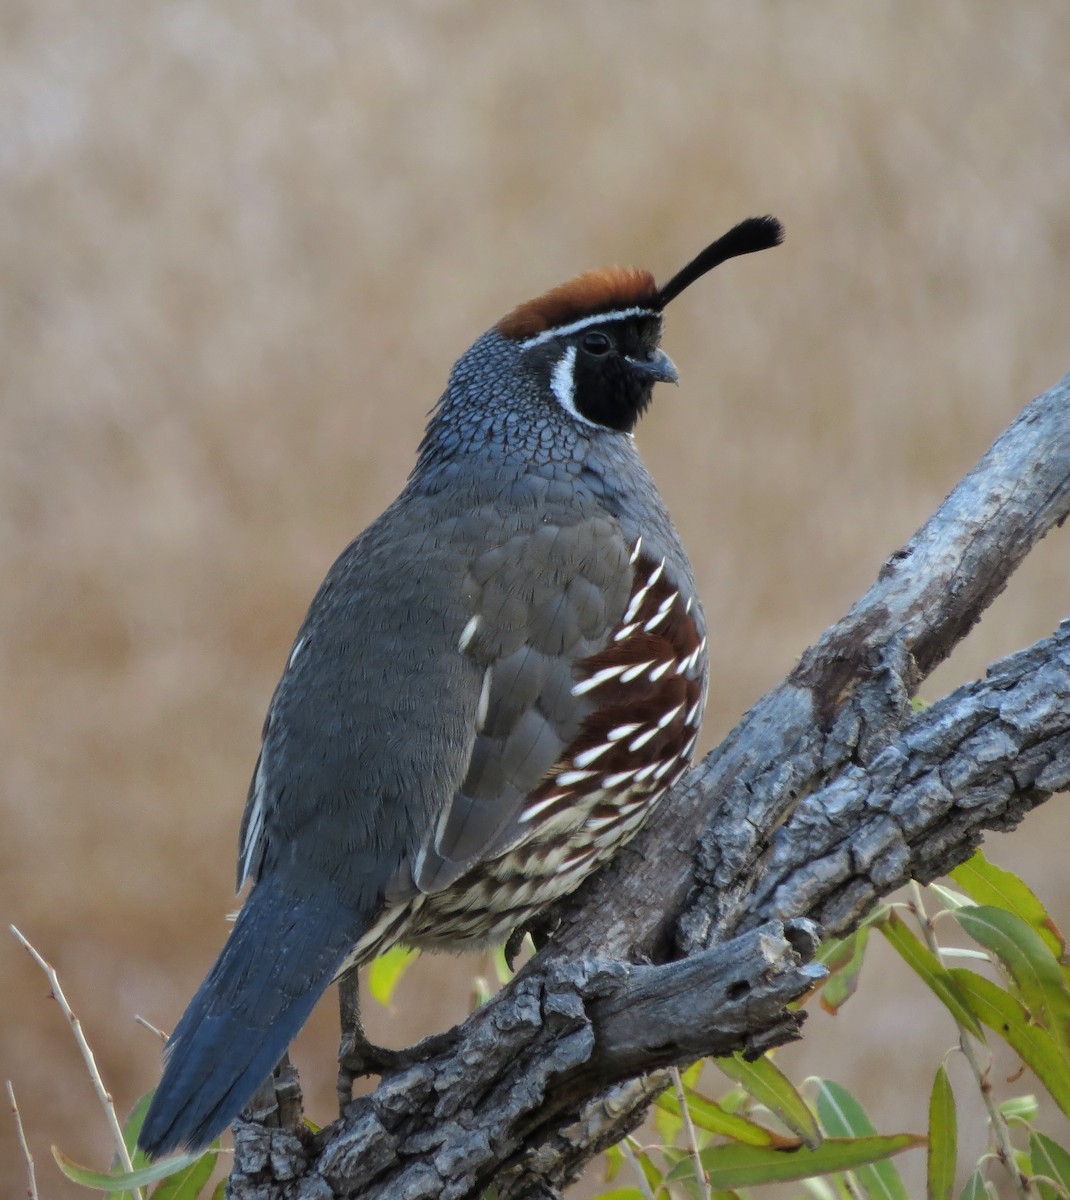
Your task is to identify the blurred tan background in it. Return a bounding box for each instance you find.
[2,3,1069,1196]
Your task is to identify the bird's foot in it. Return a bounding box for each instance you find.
[504,910,561,971]
[337,1027,462,1111]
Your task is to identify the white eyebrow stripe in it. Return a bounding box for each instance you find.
[518,306,659,349]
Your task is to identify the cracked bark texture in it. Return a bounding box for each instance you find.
[225,373,1070,1200]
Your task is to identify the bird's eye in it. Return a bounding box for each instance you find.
[581,331,612,356]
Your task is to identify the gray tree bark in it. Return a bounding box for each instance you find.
[226,373,1070,1200]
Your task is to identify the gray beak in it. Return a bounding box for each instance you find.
[629,349,679,385]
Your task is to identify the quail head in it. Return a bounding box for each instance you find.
[138,215,784,1158]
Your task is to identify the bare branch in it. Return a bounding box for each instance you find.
[221,373,1070,1200]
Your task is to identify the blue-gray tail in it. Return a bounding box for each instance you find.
[138,878,360,1158]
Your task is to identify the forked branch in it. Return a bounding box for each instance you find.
[226,373,1070,1200]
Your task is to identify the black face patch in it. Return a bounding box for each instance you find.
[532,315,666,434]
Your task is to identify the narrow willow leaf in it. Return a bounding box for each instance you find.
[603,1141,624,1182]
[927,1065,957,1200]
[949,969,1070,1120]
[151,1149,218,1200]
[717,1054,822,1149]
[957,1170,996,1200]
[52,1146,203,1191]
[626,1141,664,1191]
[658,1087,794,1147]
[951,852,1067,962]
[589,1189,648,1200]
[956,906,1070,1060]
[112,1090,154,1200]
[692,1134,923,1190]
[818,926,871,1015]
[654,1089,683,1147]
[1030,1130,1070,1200]
[998,1094,1039,1124]
[367,944,419,1007]
[815,1079,910,1200]
[118,1090,153,1157]
[928,883,972,911]
[876,910,984,1038]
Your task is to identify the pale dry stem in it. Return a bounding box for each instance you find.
[9,925,143,1200]
[6,1080,39,1200]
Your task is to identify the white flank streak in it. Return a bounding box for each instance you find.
[556,768,596,787]
[648,660,674,681]
[288,635,306,669]
[657,703,685,729]
[623,589,648,625]
[642,594,676,632]
[520,792,566,823]
[653,759,676,780]
[686,699,704,726]
[630,536,643,564]
[519,307,656,349]
[685,596,693,613]
[628,727,658,751]
[572,662,628,696]
[477,668,492,729]
[587,812,620,831]
[574,742,612,768]
[458,615,481,652]
[602,768,639,788]
[633,761,659,782]
[607,721,642,742]
[613,621,639,643]
[619,659,655,683]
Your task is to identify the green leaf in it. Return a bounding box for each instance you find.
[682,1134,923,1190]
[602,1141,624,1183]
[151,1149,218,1200]
[927,1065,956,1200]
[875,910,984,1039]
[1030,1130,1070,1200]
[955,906,1070,1060]
[951,852,1067,963]
[657,1086,795,1147]
[818,926,871,1015]
[927,883,972,912]
[815,1079,910,1200]
[957,1170,996,1200]
[717,1054,822,1149]
[112,1091,155,1199]
[52,1147,204,1192]
[949,969,1070,1120]
[367,944,419,1007]
[624,1140,664,1191]
[998,1094,1039,1124]
[654,1088,683,1147]
[588,1190,648,1200]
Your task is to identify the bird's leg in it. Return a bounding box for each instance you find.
[504,910,561,971]
[336,969,417,1111]
[337,968,464,1111]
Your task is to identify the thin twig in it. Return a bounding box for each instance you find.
[6,1080,39,1200]
[620,1137,657,1200]
[9,925,143,1200]
[909,885,1033,1200]
[670,1067,710,1200]
[134,1014,169,1043]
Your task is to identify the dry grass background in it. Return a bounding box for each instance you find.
[2,3,1069,1196]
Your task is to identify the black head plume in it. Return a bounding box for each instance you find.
[656,215,783,310]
